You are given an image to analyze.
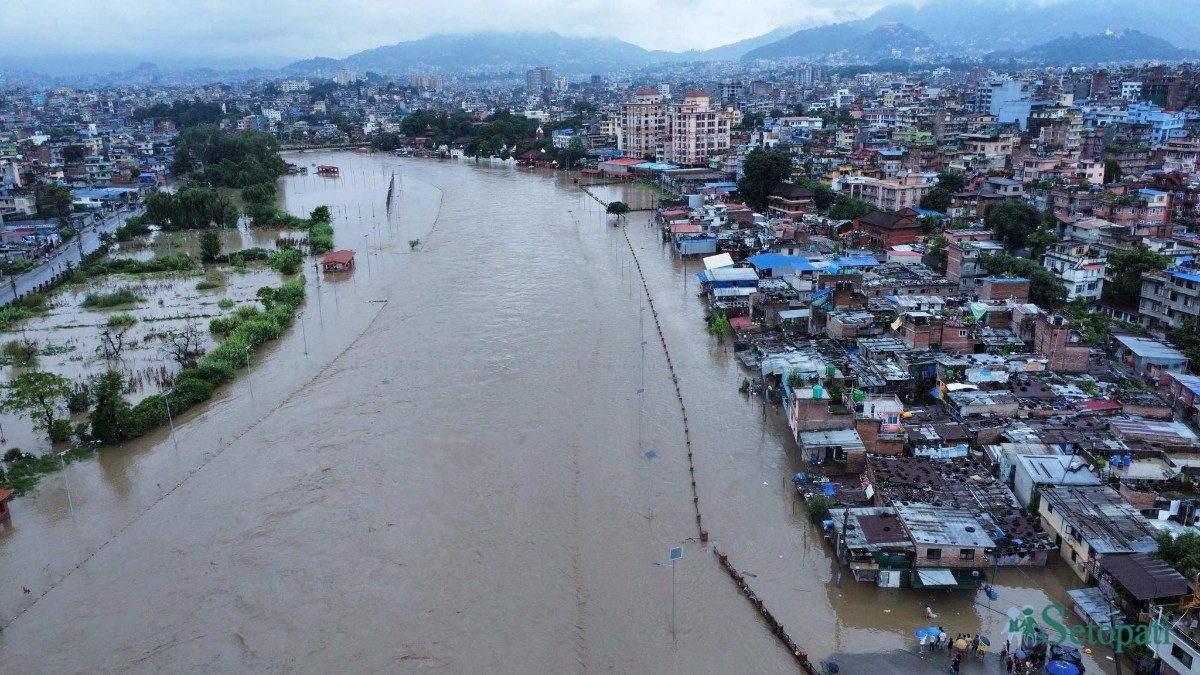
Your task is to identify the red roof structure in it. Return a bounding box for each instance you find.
[321,250,356,272]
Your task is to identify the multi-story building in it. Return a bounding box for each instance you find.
[844,173,936,212]
[619,89,668,161]
[334,68,356,86]
[1139,261,1200,334]
[1126,101,1186,145]
[946,239,1006,292]
[667,90,731,167]
[1043,240,1107,302]
[525,67,553,91]
[1093,188,1172,237]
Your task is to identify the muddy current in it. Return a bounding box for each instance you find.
[0,154,1114,674]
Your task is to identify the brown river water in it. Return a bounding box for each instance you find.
[0,153,1115,674]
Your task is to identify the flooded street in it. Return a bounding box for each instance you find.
[0,154,1114,674]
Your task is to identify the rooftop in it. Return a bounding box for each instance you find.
[894,503,997,548]
[1038,486,1159,555]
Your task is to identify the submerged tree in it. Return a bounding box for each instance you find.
[606,201,630,220]
[0,371,72,437]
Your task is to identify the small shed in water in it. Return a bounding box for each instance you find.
[0,488,13,522]
[322,250,356,272]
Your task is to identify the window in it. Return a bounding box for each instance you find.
[959,330,968,337]
[959,549,975,561]
[1173,644,1194,668]
[926,548,942,560]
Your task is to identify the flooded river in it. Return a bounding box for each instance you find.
[0,154,1115,674]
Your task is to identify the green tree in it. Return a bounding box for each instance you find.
[930,234,950,260]
[828,195,873,221]
[1155,530,1200,579]
[1026,227,1060,260]
[199,230,222,263]
[736,148,794,212]
[1172,317,1200,371]
[606,201,630,220]
[799,179,835,211]
[980,253,1068,309]
[171,147,195,175]
[919,187,951,213]
[61,144,88,164]
[986,201,1043,250]
[556,137,588,170]
[310,206,331,223]
[40,183,73,224]
[1103,247,1170,306]
[89,370,130,444]
[0,371,72,437]
[268,248,303,275]
[935,170,966,193]
[1103,158,1124,184]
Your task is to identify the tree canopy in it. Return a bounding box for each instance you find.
[1103,247,1170,306]
[736,148,793,213]
[40,183,73,223]
[0,371,72,437]
[986,201,1044,250]
[919,187,951,213]
[133,98,228,129]
[980,253,1068,309]
[1103,158,1124,184]
[1156,530,1200,579]
[606,201,630,219]
[828,195,873,221]
[935,170,966,194]
[143,186,239,230]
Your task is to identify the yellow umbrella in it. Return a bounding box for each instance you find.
[956,639,968,652]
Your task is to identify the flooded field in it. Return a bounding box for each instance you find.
[0,153,1116,674]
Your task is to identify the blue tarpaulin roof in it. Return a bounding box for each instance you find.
[632,162,679,171]
[745,253,818,271]
[835,256,880,268]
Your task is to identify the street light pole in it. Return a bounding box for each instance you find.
[245,346,254,397]
[298,311,309,355]
[163,388,179,451]
[363,235,372,277]
[669,546,682,637]
[58,451,74,518]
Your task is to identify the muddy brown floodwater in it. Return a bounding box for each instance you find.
[0,154,1116,674]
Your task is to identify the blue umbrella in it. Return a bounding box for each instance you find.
[928,626,940,636]
[1014,649,1027,661]
[915,629,927,638]
[1044,661,1081,675]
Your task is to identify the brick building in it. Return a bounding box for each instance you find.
[853,209,919,250]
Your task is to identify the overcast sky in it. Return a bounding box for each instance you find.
[3,0,907,63]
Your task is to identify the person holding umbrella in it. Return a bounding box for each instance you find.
[918,629,928,653]
[978,635,990,659]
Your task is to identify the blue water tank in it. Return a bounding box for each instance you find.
[1123,454,1133,468]
[823,484,835,496]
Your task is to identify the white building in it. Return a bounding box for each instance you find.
[1043,240,1107,302]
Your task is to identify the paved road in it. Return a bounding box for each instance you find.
[0,206,142,306]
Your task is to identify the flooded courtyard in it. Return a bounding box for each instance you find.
[0,154,1116,674]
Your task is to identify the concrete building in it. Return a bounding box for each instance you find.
[619,89,668,160]
[946,239,1006,292]
[893,503,995,589]
[1140,262,1200,334]
[1011,454,1101,509]
[667,91,731,167]
[1037,486,1159,581]
[1043,240,1107,302]
[526,67,553,91]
